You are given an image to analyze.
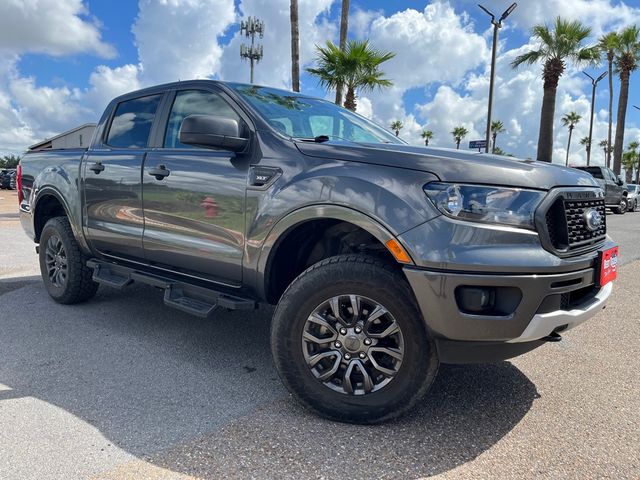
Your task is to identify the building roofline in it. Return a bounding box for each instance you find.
[28,123,97,150]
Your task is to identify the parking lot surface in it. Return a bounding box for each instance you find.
[0,191,638,479]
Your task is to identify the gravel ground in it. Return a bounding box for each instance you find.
[0,191,638,479]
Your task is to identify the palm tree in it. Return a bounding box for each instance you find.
[629,141,640,183]
[622,150,637,183]
[599,32,619,168]
[390,120,403,137]
[599,139,610,164]
[490,120,506,154]
[290,0,300,92]
[561,111,581,165]
[335,0,350,105]
[612,26,640,176]
[307,40,395,111]
[580,136,591,152]
[512,17,598,163]
[421,130,433,146]
[451,126,469,149]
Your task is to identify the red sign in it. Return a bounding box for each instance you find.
[599,246,618,286]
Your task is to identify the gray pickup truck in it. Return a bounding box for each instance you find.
[18,80,618,423]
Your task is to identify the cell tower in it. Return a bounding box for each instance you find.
[240,16,265,84]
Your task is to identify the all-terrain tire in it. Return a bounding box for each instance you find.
[39,216,99,304]
[271,254,439,424]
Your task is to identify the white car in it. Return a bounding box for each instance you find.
[627,184,639,212]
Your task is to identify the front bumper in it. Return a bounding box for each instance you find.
[403,265,610,342]
[398,214,615,348]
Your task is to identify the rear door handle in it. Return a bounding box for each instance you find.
[148,165,171,180]
[89,162,105,174]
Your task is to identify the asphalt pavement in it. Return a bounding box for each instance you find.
[0,190,638,479]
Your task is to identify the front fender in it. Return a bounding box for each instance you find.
[251,204,406,300]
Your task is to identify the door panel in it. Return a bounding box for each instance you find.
[83,150,146,258]
[142,150,247,284]
[141,89,248,284]
[83,93,163,260]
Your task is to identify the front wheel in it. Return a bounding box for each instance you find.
[613,198,627,214]
[271,255,438,424]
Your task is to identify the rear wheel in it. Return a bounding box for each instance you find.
[39,216,99,304]
[271,254,438,424]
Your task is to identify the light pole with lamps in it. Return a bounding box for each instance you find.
[583,71,607,166]
[478,2,517,154]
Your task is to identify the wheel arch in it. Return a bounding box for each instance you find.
[257,205,415,304]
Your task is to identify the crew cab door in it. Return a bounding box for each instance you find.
[604,168,622,204]
[141,89,248,285]
[83,93,164,260]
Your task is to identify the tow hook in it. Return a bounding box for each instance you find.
[542,332,562,342]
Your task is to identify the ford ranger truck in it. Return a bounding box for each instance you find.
[17,81,618,423]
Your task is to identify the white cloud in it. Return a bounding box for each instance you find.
[352,1,490,144]
[0,0,115,58]
[368,2,489,91]
[133,0,236,85]
[456,0,640,37]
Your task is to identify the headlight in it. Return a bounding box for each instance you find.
[423,182,546,230]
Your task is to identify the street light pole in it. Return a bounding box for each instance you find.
[478,2,517,154]
[583,71,607,166]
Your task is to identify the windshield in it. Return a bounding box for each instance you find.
[628,185,639,194]
[231,84,402,145]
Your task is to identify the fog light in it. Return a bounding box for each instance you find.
[456,287,495,314]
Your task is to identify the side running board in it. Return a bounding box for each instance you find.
[86,259,256,318]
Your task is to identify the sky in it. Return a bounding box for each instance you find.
[1,0,640,166]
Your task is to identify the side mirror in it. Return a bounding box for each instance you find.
[617,177,625,186]
[179,114,248,152]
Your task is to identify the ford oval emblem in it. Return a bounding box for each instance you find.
[584,208,603,231]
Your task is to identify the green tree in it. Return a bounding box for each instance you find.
[334,0,350,105]
[290,0,300,92]
[451,126,469,149]
[490,120,506,154]
[306,40,395,111]
[421,129,433,146]
[579,136,591,151]
[390,120,403,137]
[612,26,640,176]
[599,32,619,168]
[629,140,640,183]
[512,17,598,163]
[0,155,20,169]
[598,139,611,164]
[622,150,637,183]
[561,111,582,165]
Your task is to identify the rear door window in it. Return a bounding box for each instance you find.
[164,90,241,148]
[106,94,163,148]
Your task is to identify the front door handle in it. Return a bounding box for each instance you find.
[148,165,171,181]
[89,162,105,174]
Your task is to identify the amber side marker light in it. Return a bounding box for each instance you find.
[385,239,412,264]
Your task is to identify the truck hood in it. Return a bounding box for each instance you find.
[295,142,599,190]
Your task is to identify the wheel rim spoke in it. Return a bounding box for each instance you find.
[329,297,348,327]
[44,235,67,287]
[302,294,404,396]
